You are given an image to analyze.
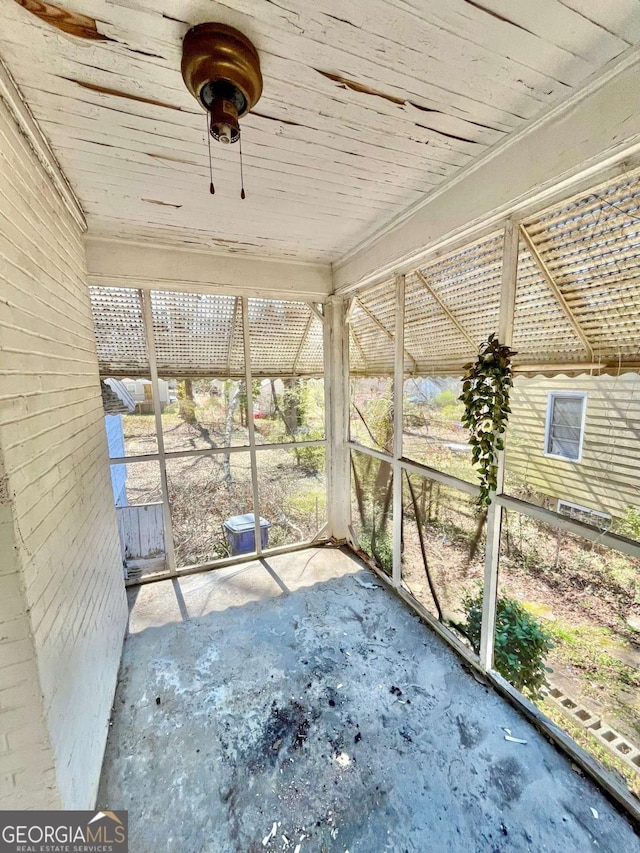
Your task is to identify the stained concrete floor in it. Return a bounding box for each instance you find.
[99,547,639,852]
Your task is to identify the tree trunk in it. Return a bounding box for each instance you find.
[222,382,241,483]
[351,455,366,527]
[270,379,297,442]
[178,379,196,424]
[370,459,392,561]
[283,377,301,435]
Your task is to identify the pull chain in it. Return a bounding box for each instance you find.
[207,112,215,195]
[239,130,246,199]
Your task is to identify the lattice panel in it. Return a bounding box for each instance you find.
[92,288,324,378]
[524,172,640,362]
[348,282,396,376]
[89,286,148,375]
[151,291,243,377]
[348,325,367,374]
[404,233,503,373]
[247,299,324,377]
[295,311,325,375]
[404,272,471,370]
[512,241,586,364]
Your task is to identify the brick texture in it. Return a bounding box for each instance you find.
[0,97,128,808]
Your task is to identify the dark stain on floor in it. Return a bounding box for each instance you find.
[99,559,640,852]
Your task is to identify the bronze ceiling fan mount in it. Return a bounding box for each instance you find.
[181,23,263,195]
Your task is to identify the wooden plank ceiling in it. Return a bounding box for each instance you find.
[1,0,639,263]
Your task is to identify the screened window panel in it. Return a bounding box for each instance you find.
[348,283,396,377]
[404,233,503,374]
[247,299,324,377]
[512,240,585,365]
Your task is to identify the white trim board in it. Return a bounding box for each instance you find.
[85,237,332,301]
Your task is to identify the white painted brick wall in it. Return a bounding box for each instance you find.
[0,96,128,808]
[0,458,60,810]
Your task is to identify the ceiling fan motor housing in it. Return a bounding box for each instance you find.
[181,23,263,144]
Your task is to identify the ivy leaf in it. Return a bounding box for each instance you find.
[458,335,514,507]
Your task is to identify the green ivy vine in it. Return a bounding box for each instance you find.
[459,334,516,506]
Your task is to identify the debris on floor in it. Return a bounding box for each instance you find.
[99,551,639,852]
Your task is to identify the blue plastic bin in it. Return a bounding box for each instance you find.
[223,513,270,556]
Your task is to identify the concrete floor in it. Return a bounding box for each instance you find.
[99,547,639,852]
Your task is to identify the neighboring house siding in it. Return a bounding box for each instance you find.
[0,98,128,807]
[507,373,640,518]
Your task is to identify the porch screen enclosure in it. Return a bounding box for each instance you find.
[90,166,640,799]
[90,289,328,576]
[345,167,640,798]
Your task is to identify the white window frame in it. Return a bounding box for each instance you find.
[543,391,587,462]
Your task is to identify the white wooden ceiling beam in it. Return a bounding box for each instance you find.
[85,236,332,301]
[334,51,640,292]
[306,302,326,325]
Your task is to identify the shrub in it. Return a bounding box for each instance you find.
[462,589,554,698]
[432,388,457,409]
[615,505,640,541]
[284,487,326,520]
[294,428,325,473]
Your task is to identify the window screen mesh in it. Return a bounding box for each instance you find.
[151,291,244,377]
[348,282,396,376]
[247,299,324,377]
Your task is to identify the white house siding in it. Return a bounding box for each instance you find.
[0,97,127,807]
[506,373,640,518]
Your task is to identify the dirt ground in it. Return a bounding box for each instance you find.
[119,395,326,567]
